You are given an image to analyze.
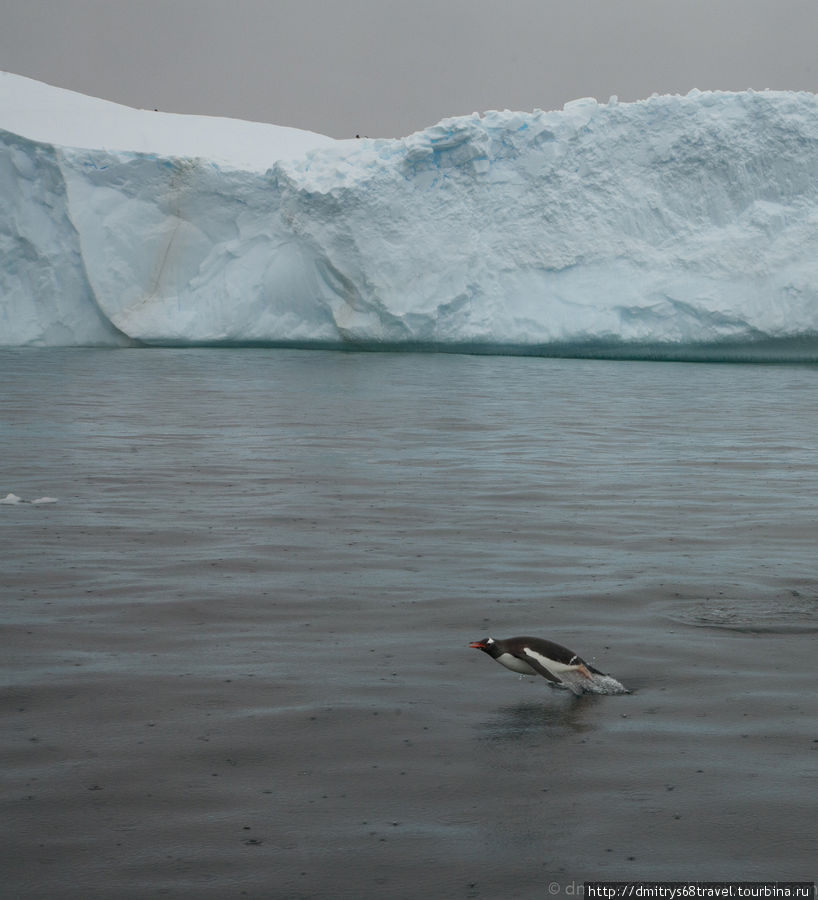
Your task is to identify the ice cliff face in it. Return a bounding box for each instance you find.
[2,72,818,359]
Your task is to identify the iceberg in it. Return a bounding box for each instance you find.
[2,71,818,360]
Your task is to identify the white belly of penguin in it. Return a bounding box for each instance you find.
[523,647,579,674]
[496,652,540,676]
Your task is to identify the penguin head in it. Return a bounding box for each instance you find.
[469,637,500,658]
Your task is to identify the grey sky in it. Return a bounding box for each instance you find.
[2,0,817,139]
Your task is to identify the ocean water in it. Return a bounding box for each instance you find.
[3,348,816,605]
[2,348,817,897]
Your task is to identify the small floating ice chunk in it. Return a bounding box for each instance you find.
[1,493,23,504]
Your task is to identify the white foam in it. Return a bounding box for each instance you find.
[558,670,630,696]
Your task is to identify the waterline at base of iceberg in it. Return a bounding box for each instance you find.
[108,334,818,364]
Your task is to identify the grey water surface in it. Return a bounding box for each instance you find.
[2,349,816,898]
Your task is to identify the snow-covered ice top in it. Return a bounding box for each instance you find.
[2,71,818,360]
[0,71,335,170]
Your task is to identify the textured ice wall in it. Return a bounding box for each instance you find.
[0,128,128,345]
[2,73,818,359]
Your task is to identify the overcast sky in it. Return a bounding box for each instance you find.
[2,0,817,139]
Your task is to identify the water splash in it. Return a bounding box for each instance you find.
[557,670,630,696]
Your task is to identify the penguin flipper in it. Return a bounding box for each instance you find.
[517,648,563,685]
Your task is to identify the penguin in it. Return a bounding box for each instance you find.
[469,635,607,691]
